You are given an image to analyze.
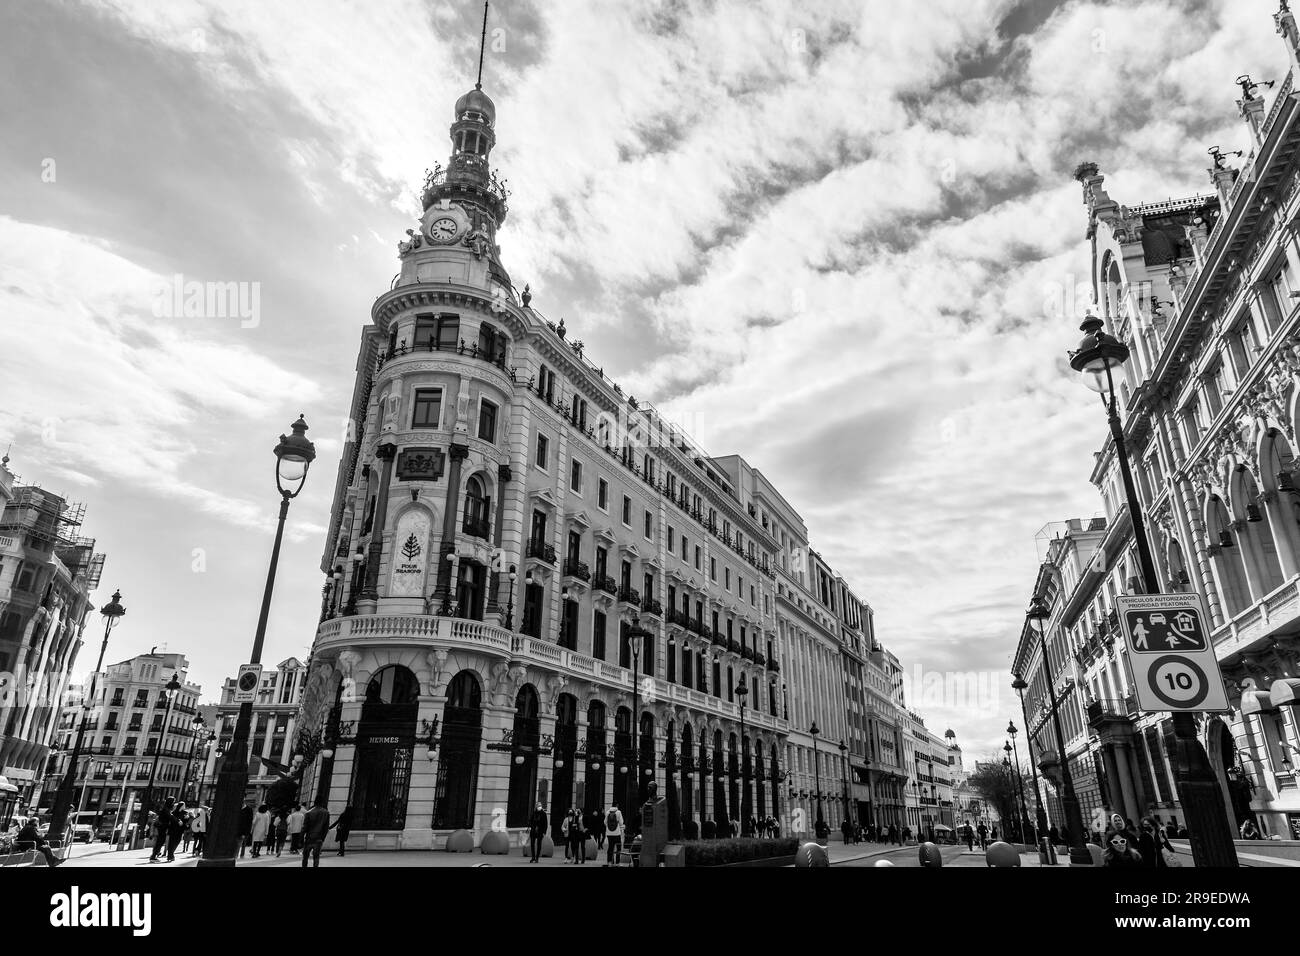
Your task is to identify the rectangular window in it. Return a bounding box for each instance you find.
[598,478,609,510]
[413,315,437,349]
[725,568,730,589]
[681,535,688,561]
[478,399,497,443]
[694,545,701,570]
[595,546,608,579]
[668,526,675,552]
[622,495,632,526]
[411,388,442,428]
[535,433,549,470]
[570,458,583,493]
[710,557,717,581]
[593,610,607,660]
[538,364,556,403]
[437,314,460,350]
[643,455,655,484]
[644,510,653,539]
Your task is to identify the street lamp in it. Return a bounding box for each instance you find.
[182,715,206,802]
[1069,315,1238,867]
[626,615,651,834]
[810,721,824,833]
[137,672,182,848]
[49,588,126,840]
[736,673,750,835]
[1006,722,1031,844]
[1012,674,1053,861]
[838,739,852,833]
[202,414,315,867]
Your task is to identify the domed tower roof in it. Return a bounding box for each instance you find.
[455,86,496,127]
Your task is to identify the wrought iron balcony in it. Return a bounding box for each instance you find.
[617,587,641,606]
[462,514,491,539]
[741,646,756,662]
[641,597,663,617]
[526,539,556,564]
[562,558,591,581]
[593,574,618,595]
[1086,695,1138,727]
[668,608,691,628]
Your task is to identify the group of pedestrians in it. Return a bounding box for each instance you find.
[526,802,630,865]
[1102,812,1177,867]
[148,798,198,863]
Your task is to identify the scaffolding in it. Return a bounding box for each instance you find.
[0,486,86,553]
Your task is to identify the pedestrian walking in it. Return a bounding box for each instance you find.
[274,812,288,856]
[190,805,208,856]
[990,824,998,841]
[181,812,193,855]
[567,807,587,863]
[1103,829,1143,867]
[593,806,606,849]
[166,802,188,861]
[301,800,331,868]
[148,799,174,862]
[250,804,271,856]
[288,804,305,853]
[528,802,547,863]
[605,803,624,866]
[976,821,988,849]
[964,824,974,851]
[14,817,63,867]
[238,802,253,858]
[334,804,353,856]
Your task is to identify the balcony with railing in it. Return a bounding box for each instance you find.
[1086,695,1138,730]
[641,597,662,617]
[617,586,641,607]
[593,574,617,596]
[526,539,556,565]
[462,513,491,540]
[562,558,591,582]
[667,608,691,629]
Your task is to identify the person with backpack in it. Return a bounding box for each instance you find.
[592,807,606,850]
[604,803,624,866]
[528,802,548,863]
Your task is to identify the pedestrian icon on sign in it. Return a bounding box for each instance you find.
[1123,607,1207,653]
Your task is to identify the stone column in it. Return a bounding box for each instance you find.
[360,442,398,608]
[476,703,514,842]
[403,697,441,848]
[435,441,471,608]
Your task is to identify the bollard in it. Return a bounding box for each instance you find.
[985,841,1020,867]
[873,859,895,867]
[795,842,830,867]
[918,841,943,867]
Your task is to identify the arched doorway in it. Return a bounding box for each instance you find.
[351,665,419,830]
[680,722,695,830]
[584,701,607,813]
[550,693,578,840]
[665,718,680,840]
[754,735,765,822]
[614,706,633,817]
[1206,495,1251,616]
[506,685,539,827]
[728,731,740,830]
[769,743,781,823]
[433,670,482,830]
[698,728,709,830]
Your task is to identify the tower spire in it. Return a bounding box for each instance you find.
[476,1,489,91]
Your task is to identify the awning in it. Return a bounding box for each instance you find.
[0,776,18,794]
[933,824,952,831]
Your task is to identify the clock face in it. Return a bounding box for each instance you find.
[429,217,458,242]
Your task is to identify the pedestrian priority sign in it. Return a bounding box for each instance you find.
[1115,594,1227,713]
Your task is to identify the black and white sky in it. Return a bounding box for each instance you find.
[0,0,1287,757]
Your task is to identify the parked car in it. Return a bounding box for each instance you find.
[69,812,99,843]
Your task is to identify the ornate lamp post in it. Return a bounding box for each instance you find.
[838,739,852,832]
[49,589,126,840]
[810,721,824,832]
[181,716,206,802]
[503,564,517,631]
[1011,675,1052,857]
[137,672,182,847]
[202,414,315,867]
[736,673,750,835]
[1069,315,1238,867]
[1006,722,1031,843]
[626,615,652,834]
[1001,753,1018,842]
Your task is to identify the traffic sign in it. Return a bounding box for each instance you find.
[1115,594,1228,713]
[234,664,263,703]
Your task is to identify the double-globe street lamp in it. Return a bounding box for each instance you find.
[201,415,315,867]
[625,615,651,835]
[137,672,183,848]
[810,721,824,835]
[1006,722,1033,844]
[48,589,126,841]
[737,673,750,836]
[180,716,206,802]
[1069,316,1240,867]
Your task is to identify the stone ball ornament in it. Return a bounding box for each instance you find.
[985,841,1021,867]
[446,829,475,853]
[795,842,829,867]
[918,842,943,867]
[873,859,895,867]
[480,830,510,855]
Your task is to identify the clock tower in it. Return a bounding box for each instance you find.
[396,73,513,300]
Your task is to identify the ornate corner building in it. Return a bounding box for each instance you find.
[1016,3,1300,841]
[294,72,928,849]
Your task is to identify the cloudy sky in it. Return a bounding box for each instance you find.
[1,0,1287,759]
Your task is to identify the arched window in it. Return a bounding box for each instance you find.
[614,706,633,816]
[433,671,482,830]
[352,665,419,831]
[1232,467,1284,595]
[506,685,539,827]
[463,476,491,540]
[713,729,728,830]
[584,701,606,813]
[1206,496,1250,618]
[455,558,486,621]
[550,694,579,841]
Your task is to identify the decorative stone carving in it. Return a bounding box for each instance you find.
[426,648,449,692]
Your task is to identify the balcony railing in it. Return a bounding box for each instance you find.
[766,658,779,673]
[617,587,641,606]
[1086,695,1138,726]
[462,515,491,539]
[667,608,691,628]
[526,540,556,564]
[593,574,617,595]
[641,597,663,617]
[562,558,591,581]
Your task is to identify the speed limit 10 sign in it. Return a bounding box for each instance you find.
[1114,593,1228,713]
